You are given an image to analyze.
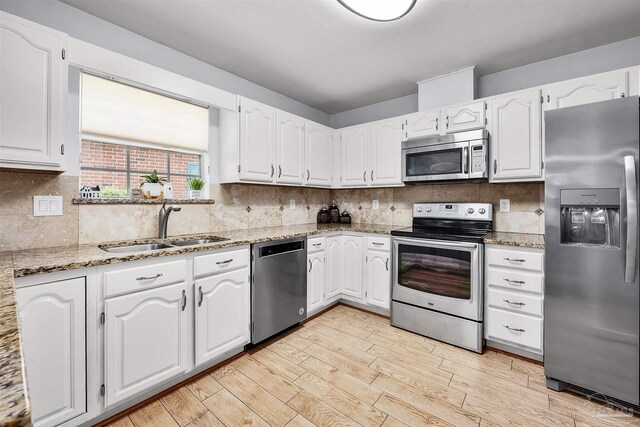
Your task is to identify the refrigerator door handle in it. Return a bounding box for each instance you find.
[624,155,638,283]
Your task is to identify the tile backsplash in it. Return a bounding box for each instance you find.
[0,171,544,251]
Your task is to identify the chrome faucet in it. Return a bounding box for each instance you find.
[159,201,181,239]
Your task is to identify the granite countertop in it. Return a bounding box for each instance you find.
[483,231,545,249]
[0,222,396,426]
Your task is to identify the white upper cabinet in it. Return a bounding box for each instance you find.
[239,97,277,182]
[489,89,542,181]
[340,125,368,186]
[104,282,188,407]
[306,122,333,187]
[276,111,305,185]
[340,235,364,300]
[404,109,440,139]
[543,69,628,111]
[16,278,85,427]
[369,118,403,186]
[0,12,67,171]
[443,100,486,133]
[195,269,250,366]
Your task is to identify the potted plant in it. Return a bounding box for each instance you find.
[188,177,205,199]
[140,170,167,199]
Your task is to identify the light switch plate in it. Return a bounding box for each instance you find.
[372,199,380,210]
[499,199,511,213]
[289,199,296,210]
[34,196,63,216]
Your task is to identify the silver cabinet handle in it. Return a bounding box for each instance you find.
[503,324,525,333]
[624,155,637,283]
[371,170,374,181]
[446,115,449,129]
[503,278,525,285]
[271,164,274,177]
[278,165,282,178]
[136,273,163,281]
[308,259,312,272]
[435,117,438,131]
[307,169,310,180]
[385,258,389,271]
[493,159,497,174]
[504,257,526,263]
[503,299,525,306]
[198,286,203,307]
[312,243,322,247]
[181,290,187,311]
[216,259,233,265]
[372,242,384,246]
[363,171,367,182]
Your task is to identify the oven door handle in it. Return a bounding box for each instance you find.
[392,236,480,249]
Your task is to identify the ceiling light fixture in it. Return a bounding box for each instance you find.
[337,0,416,22]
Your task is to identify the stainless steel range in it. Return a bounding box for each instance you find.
[391,202,493,353]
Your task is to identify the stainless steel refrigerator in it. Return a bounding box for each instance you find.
[545,96,639,405]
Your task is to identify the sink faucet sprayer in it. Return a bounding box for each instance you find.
[159,201,181,239]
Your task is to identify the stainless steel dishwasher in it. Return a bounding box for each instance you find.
[251,237,307,344]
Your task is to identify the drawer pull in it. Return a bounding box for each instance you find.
[198,286,203,307]
[216,259,233,265]
[372,242,385,246]
[313,243,322,247]
[504,257,526,263]
[503,324,525,333]
[503,278,525,285]
[136,273,163,281]
[503,299,525,306]
[181,290,187,311]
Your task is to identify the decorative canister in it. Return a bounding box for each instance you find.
[339,210,352,224]
[329,201,340,223]
[317,207,330,224]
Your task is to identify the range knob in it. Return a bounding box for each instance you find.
[479,208,486,214]
[467,208,474,214]
[425,207,432,212]
[416,207,423,212]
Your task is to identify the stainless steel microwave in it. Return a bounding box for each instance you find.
[401,129,489,183]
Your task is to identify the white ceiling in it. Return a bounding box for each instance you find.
[61,0,640,114]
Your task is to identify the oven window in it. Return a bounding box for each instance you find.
[406,148,462,177]
[397,244,471,299]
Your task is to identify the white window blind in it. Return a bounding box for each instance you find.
[81,73,208,151]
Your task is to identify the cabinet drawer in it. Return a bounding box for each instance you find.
[486,247,543,272]
[194,248,249,277]
[104,259,187,297]
[486,307,543,351]
[487,288,543,317]
[308,237,326,253]
[367,236,390,251]
[487,268,543,295]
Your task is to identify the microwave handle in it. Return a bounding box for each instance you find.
[624,155,637,283]
[463,147,468,174]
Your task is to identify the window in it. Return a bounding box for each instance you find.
[79,73,208,198]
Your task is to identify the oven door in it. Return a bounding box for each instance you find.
[392,236,483,321]
[402,141,468,182]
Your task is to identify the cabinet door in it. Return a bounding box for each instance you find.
[16,278,85,427]
[306,122,332,187]
[105,282,188,407]
[366,249,391,309]
[340,126,368,186]
[444,101,486,133]
[490,89,542,181]
[404,109,440,139]
[325,236,342,300]
[369,119,403,186]
[239,97,277,182]
[307,252,326,313]
[276,111,305,184]
[0,12,66,170]
[544,70,628,111]
[341,235,363,299]
[195,269,250,366]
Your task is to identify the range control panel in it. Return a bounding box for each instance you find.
[413,202,493,220]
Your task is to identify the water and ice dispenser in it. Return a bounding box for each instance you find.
[560,189,620,248]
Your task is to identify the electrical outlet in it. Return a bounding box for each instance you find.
[500,199,511,213]
[33,196,63,216]
[372,199,380,210]
[289,199,296,209]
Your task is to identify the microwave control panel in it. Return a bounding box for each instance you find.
[471,145,485,173]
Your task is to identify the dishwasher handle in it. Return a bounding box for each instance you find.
[258,239,305,258]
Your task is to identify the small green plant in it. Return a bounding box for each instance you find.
[140,170,167,187]
[188,177,205,191]
[100,186,128,197]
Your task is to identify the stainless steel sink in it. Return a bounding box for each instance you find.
[170,237,228,246]
[101,243,176,253]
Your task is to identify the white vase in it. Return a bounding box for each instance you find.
[189,190,202,199]
[141,182,164,199]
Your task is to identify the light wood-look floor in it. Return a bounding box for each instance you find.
[105,304,639,427]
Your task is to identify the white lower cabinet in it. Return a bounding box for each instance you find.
[484,244,545,358]
[340,235,364,300]
[104,281,189,407]
[307,250,326,313]
[195,269,250,366]
[365,238,391,310]
[16,277,86,427]
[325,236,342,300]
